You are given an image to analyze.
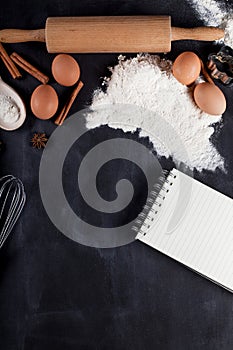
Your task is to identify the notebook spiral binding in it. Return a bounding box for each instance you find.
[132,169,177,236]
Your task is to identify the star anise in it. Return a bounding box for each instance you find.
[31,133,48,149]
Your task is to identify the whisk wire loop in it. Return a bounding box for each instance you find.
[0,175,26,248]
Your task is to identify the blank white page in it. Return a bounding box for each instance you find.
[136,169,233,292]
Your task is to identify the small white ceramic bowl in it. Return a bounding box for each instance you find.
[0,77,26,131]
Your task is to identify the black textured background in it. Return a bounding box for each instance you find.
[1,1,233,349]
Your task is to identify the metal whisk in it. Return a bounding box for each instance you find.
[0,175,26,249]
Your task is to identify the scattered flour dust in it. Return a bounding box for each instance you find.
[86,55,224,171]
[86,1,233,171]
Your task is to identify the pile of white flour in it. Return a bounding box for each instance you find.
[0,94,19,124]
[86,1,233,171]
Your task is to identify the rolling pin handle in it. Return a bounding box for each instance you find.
[0,29,45,43]
[171,26,224,42]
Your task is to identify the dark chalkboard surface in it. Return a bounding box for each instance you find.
[1,1,233,349]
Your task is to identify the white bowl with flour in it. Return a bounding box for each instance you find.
[0,77,26,131]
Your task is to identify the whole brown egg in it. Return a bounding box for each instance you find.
[52,54,80,87]
[172,52,201,86]
[31,85,58,119]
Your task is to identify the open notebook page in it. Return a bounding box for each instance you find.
[136,169,233,292]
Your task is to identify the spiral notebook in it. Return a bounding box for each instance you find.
[133,168,233,292]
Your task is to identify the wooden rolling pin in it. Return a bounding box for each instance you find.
[0,16,224,53]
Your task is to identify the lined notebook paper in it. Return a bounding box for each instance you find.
[135,169,233,292]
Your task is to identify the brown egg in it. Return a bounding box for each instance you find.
[193,82,226,115]
[52,54,80,86]
[31,85,58,120]
[172,52,201,85]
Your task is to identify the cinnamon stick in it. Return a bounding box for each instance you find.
[0,43,21,79]
[200,59,214,84]
[0,54,19,79]
[55,81,84,126]
[10,52,49,84]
